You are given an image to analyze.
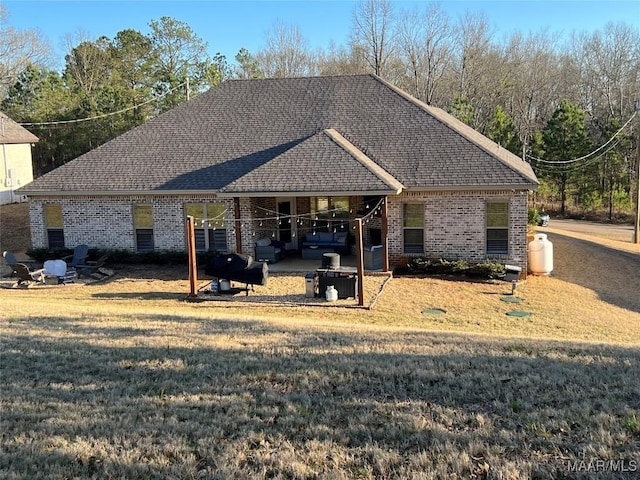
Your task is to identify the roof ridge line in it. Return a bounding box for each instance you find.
[323,128,403,194]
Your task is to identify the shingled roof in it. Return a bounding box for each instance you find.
[20,75,537,196]
[0,112,39,144]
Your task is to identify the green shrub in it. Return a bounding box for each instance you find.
[407,257,506,280]
[528,208,542,226]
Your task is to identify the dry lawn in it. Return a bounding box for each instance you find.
[1,203,639,479]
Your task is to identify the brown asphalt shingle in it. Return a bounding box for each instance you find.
[0,112,39,144]
[20,75,537,195]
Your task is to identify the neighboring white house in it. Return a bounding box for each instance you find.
[0,112,38,205]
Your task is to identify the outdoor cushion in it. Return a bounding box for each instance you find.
[317,232,334,243]
[256,238,271,247]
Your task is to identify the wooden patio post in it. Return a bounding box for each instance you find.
[186,215,198,298]
[355,218,365,306]
[234,198,243,253]
[381,196,389,272]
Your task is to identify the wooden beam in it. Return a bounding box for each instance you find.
[186,215,198,297]
[355,218,365,306]
[381,196,389,272]
[234,198,243,253]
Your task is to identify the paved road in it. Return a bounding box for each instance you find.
[541,218,635,242]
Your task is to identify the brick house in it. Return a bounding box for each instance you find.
[1,111,38,205]
[19,75,538,270]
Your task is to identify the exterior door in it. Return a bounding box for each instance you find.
[276,198,297,250]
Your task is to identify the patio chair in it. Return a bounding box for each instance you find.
[62,244,89,268]
[14,263,46,285]
[2,250,18,276]
[3,250,40,277]
[75,255,109,278]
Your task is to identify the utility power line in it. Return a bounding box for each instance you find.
[18,81,188,127]
[525,111,636,165]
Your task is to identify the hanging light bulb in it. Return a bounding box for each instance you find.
[313,221,316,227]
[366,203,370,209]
[315,215,318,220]
[326,222,330,228]
[288,218,291,224]
[292,232,296,238]
[259,221,263,227]
[332,212,336,217]
[333,228,337,233]
[349,208,353,213]
[271,231,275,237]
[312,230,317,236]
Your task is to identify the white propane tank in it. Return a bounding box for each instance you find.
[325,285,338,302]
[528,233,553,275]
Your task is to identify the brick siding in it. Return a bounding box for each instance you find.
[28,190,528,271]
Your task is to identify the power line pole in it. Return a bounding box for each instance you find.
[635,100,640,244]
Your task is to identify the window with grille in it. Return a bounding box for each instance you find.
[486,201,509,255]
[134,204,154,252]
[403,203,424,254]
[185,203,227,252]
[310,196,350,232]
[45,204,65,248]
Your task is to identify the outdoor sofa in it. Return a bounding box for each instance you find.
[301,231,349,259]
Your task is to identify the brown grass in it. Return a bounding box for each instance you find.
[1,203,640,478]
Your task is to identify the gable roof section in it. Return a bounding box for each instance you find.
[20,75,537,196]
[0,112,39,144]
[220,129,403,196]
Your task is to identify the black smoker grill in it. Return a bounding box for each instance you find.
[204,253,268,295]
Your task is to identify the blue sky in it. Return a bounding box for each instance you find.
[4,0,640,68]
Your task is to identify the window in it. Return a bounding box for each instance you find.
[134,204,154,252]
[310,196,350,232]
[486,202,509,255]
[45,204,64,248]
[185,203,227,252]
[403,203,424,254]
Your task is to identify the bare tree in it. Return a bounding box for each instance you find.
[502,29,564,149]
[350,0,395,76]
[255,21,316,78]
[571,22,640,121]
[63,30,112,100]
[317,41,368,76]
[396,3,453,105]
[453,11,495,102]
[0,2,52,98]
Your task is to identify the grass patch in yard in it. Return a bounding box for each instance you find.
[1,314,639,479]
[1,203,640,478]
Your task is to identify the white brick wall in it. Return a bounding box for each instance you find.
[29,195,234,252]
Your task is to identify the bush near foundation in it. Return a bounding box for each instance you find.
[405,257,506,279]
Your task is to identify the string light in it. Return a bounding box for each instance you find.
[190,198,386,237]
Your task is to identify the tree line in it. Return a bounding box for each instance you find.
[1,0,639,219]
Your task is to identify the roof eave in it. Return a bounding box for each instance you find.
[405,184,538,193]
[20,188,404,198]
[217,188,402,198]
